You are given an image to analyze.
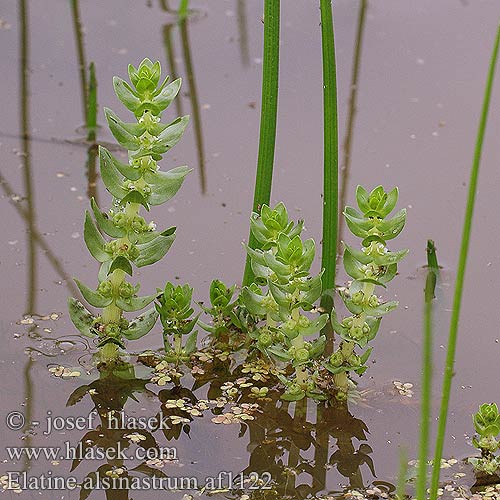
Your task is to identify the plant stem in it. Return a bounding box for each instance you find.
[429,23,500,500]
[416,240,439,500]
[242,0,280,286]
[178,0,189,20]
[319,0,339,314]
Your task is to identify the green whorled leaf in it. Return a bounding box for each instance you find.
[263,252,290,278]
[378,209,407,240]
[379,187,399,217]
[152,78,182,112]
[372,248,409,266]
[342,242,371,265]
[105,107,145,138]
[377,263,398,284]
[109,256,133,276]
[184,329,198,354]
[99,145,141,181]
[99,147,129,199]
[244,244,266,266]
[359,347,373,365]
[298,314,329,335]
[299,239,316,272]
[84,212,109,263]
[116,293,157,313]
[120,190,150,211]
[281,389,306,402]
[136,226,176,245]
[268,280,290,308]
[357,277,387,288]
[90,198,126,238]
[145,166,191,206]
[240,287,267,316]
[156,115,190,150]
[67,297,96,338]
[98,260,112,282]
[309,335,326,358]
[366,317,381,341]
[97,337,126,349]
[300,274,323,304]
[355,185,371,214]
[343,247,366,280]
[323,363,351,375]
[135,233,176,268]
[361,234,387,247]
[122,308,158,340]
[363,300,398,317]
[113,76,141,113]
[251,259,272,279]
[306,389,328,401]
[104,108,142,150]
[354,365,368,376]
[344,207,372,238]
[330,311,350,337]
[342,295,363,315]
[267,346,293,361]
[74,279,113,308]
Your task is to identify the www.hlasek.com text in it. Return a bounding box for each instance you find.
[6,442,177,462]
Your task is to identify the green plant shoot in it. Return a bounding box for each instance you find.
[68,58,190,362]
[325,186,407,400]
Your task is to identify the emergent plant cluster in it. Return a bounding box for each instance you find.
[69,59,408,401]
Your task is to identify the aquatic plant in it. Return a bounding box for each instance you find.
[469,403,500,475]
[156,283,199,364]
[325,186,408,400]
[240,202,329,401]
[68,58,190,362]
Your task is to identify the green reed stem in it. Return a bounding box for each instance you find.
[178,0,189,20]
[319,0,339,313]
[242,0,280,286]
[416,240,439,500]
[429,23,500,500]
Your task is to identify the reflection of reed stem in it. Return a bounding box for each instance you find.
[416,241,438,500]
[237,0,250,68]
[0,172,79,297]
[162,23,184,117]
[69,0,88,122]
[20,0,37,316]
[86,64,99,201]
[338,0,367,255]
[179,17,207,194]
